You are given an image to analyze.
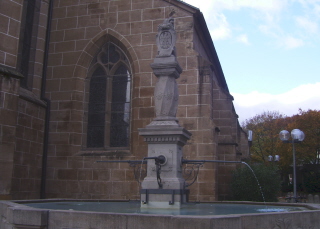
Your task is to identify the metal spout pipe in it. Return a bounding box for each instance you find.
[182,159,243,164]
[143,155,166,165]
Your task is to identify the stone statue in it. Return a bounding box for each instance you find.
[150,17,182,122]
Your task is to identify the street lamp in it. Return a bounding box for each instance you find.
[268,155,280,162]
[279,129,305,203]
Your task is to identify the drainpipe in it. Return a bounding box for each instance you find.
[40,0,54,199]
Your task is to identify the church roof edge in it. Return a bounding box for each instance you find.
[163,0,230,93]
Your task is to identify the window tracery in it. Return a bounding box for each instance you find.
[87,42,131,149]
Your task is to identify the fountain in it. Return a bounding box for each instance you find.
[1,17,320,229]
[129,17,189,209]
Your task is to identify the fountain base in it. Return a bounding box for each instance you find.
[138,120,191,209]
[140,189,189,209]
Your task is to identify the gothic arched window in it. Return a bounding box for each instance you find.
[87,42,131,149]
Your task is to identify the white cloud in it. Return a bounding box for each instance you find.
[200,0,287,12]
[296,16,318,34]
[232,83,320,123]
[184,0,287,15]
[236,34,250,45]
[184,0,320,49]
[313,4,320,17]
[184,0,290,45]
[281,36,305,49]
[209,13,232,40]
[258,24,305,49]
[258,24,277,37]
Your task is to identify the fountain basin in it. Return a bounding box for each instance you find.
[1,199,320,229]
[20,200,308,215]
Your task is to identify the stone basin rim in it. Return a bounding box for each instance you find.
[3,199,320,229]
[8,199,320,215]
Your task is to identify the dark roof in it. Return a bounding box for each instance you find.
[173,0,200,10]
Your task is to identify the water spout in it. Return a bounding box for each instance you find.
[182,158,243,164]
[182,159,266,204]
[143,155,166,165]
[143,155,167,188]
[241,161,266,204]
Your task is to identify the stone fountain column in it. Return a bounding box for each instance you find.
[139,18,192,209]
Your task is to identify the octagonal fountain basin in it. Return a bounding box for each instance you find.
[1,200,320,229]
[20,200,308,215]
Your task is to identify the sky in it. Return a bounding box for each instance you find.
[183,0,320,124]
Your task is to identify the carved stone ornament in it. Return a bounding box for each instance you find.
[156,17,176,57]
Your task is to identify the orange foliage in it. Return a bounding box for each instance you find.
[242,109,320,170]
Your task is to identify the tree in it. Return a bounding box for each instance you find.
[270,109,320,171]
[289,109,320,165]
[242,109,320,193]
[242,111,288,163]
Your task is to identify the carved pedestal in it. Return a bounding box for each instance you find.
[139,121,191,209]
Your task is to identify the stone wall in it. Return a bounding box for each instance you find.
[0,73,21,200]
[43,0,248,201]
[0,0,24,200]
[0,0,23,68]
[0,0,49,200]
[45,0,199,200]
[0,0,248,201]
[11,97,46,200]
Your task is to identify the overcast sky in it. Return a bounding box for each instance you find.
[183,0,320,123]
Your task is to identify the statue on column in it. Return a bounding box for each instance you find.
[150,17,182,122]
[139,17,191,209]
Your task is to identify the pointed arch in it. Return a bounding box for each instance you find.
[75,30,139,150]
[73,29,139,79]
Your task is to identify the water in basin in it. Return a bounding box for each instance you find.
[23,201,308,216]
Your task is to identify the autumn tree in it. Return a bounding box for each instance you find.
[242,109,320,193]
[242,111,288,163]
[289,109,320,165]
[242,110,320,165]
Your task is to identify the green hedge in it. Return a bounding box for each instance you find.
[231,163,281,202]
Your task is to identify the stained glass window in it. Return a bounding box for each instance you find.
[87,43,131,148]
[87,67,107,148]
[110,65,131,147]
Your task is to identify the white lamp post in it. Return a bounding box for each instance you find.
[268,155,280,162]
[279,129,305,203]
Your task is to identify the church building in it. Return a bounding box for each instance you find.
[0,0,249,201]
